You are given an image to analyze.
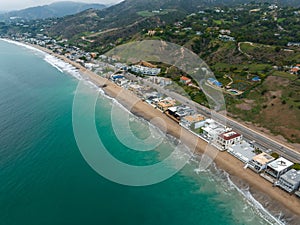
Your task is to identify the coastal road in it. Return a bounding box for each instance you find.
[128,75,300,162]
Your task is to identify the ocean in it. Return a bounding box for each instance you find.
[0,39,284,225]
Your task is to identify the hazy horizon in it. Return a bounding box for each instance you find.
[0,0,122,11]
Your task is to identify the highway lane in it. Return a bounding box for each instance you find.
[123,73,300,162]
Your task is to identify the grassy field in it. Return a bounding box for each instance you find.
[228,74,300,143]
[137,10,170,17]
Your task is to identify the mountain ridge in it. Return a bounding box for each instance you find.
[0,1,107,20]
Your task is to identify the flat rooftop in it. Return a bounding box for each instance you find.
[182,114,205,123]
[228,141,256,162]
[279,169,300,185]
[219,130,241,140]
[267,157,294,172]
[252,153,274,165]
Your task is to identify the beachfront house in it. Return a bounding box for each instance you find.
[295,187,300,198]
[248,153,275,173]
[227,140,256,163]
[276,169,300,193]
[202,119,226,142]
[263,157,294,182]
[216,131,242,151]
[167,106,178,117]
[157,98,176,112]
[175,105,195,120]
[180,114,205,128]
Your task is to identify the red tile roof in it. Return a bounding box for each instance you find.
[219,131,241,140]
[291,68,299,72]
[180,76,191,81]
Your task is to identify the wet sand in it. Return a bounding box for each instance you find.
[31,43,300,221]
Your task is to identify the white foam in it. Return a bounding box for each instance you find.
[224,171,286,225]
[0,38,287,225]
[0,38,45,55]
[43,54,83,80]
[193,161,286,225]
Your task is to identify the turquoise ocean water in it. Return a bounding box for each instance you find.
[0,39,284,225]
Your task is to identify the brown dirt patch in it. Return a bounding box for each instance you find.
[235,102,253,111]
[260,98,300,143]
[265,75,289,87]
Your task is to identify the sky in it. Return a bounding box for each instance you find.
[0,0,121,11]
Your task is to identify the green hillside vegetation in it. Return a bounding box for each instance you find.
[1,0,300,143]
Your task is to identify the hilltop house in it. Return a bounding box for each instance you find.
[277,169,300,193]
[218,34,235,42]
[287,42,300,47]
[219,29,231,35]
[290,67,299,74]
[248,153,275,173]
[130,65,161,76]
[180,76,192,85]
[207,78,223,88]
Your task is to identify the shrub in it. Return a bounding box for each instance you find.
[271,152,279,159]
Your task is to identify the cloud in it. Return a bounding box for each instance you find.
[0,0,121,11]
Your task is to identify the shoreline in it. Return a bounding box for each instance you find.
[5,39,300,223]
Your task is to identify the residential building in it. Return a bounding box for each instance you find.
[157,98,176,112]
[277,169,300,193]
[180,114,205,128]
[295,187,300,198]
[167,106,178,117]
[287,42,300,47]
[131,65,161,76]
[218,34,235,42]
[207,78,223,88]
[202,119,226,141]
[174,105,195,119]
[227,140,256,163]
[148,76,172,86]
[216,131,242,151]
[219,29,231,35]
[248,153,275,173]
[180,76,192,85]
[264,157,294,181]
[290,67,299,74]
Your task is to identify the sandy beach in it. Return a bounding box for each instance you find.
[30,43,300,222]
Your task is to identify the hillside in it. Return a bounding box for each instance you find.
[0,0,299,143]
[47,0,208,39]
[0,1,106,20]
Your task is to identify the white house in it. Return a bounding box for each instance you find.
[131,65,161,76]
[216,130,242,151]
[248,153,275,173]
[277,169,300,193]
[264,157,294,180]
[227,140,256,163]
[202,119,226,141]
